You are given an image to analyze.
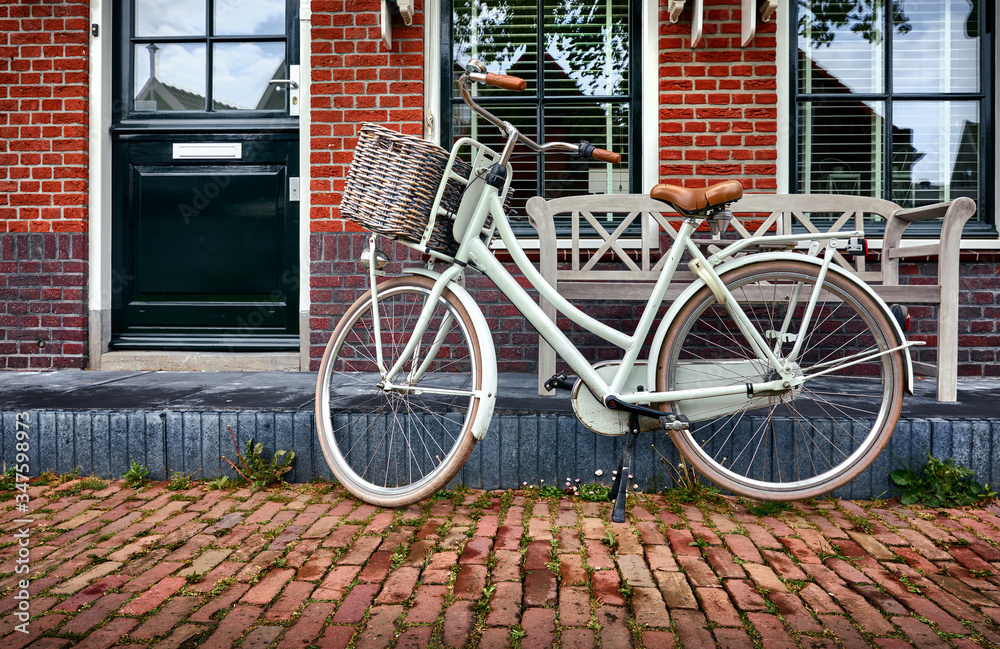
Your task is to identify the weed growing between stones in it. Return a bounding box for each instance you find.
[222,426,295,490]
[122,461,150,489]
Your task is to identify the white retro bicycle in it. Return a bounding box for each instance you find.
[315,60,916,520]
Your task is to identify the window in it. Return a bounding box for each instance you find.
[442,0,641,233]
[793,0,992,233]
[120,0,296,118]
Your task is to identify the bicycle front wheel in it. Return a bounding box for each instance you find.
[656,259,905,500]
[315,275,485,507]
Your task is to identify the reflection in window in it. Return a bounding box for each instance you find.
[795,0,985,219]
[130,0,289,114]
[450,0,634,221]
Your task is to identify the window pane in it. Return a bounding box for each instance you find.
[542,0,629,97]
[452,0,539,98]
[797,100,885,196]
[212,42,286,110]
[452,103,539,215]
[135,0,206,37]
[892,101,979,207]
[542,102,629,198]
[214,0,286,36]
[892,0,979,93]
[134,43,208,112]
[797,0,883,94]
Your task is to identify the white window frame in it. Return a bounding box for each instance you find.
[424,0,660,250]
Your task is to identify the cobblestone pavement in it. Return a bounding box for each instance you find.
[2,479,1000,648]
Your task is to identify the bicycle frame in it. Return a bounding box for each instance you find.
[376,146,916,411]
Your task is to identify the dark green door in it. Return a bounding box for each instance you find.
[111,0,300,350]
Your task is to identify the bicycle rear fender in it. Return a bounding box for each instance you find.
[645,252,914,395]
[404,267,498,440]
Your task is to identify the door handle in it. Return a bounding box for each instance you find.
[268,79,299,89]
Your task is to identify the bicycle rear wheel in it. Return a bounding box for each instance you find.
[656,259,905,500]
[315,275,484,507]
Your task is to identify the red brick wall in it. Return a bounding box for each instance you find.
[0,1,90,369]
[657,0,777,192]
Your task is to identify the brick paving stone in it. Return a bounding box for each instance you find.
[460,536,492,564]
[520,607,556,649]
[332,583,380,623]
[645,544,678,572]
[583,539,615,570]
[59,575,131,612]
[187,560,244,593]
[637,520,668,545]
[743,523,783,549]
[820,615,873,649]
[377,566,420,604]
[524,569,558,607]
[523,540,551,571]
[123,561,184,592]
[59,593,131,635]
[395,627,433,649]
[896,593,969,634]
[527,517,553,541]
[747,612,797,649]
[690,522,721,545]
[705,547,746,579]
[476,514,500,537]
[892,615,951,649]
[176,548,232,577]
[596,605,632,648]
[631,584,670,627]
[672,608,714,647]
[495,525,523,550]
[279,601,332,649]
[951,546,996,573]
[851,582,907,615]
[666,528,702,557]
[560,584,592,626]
[678,555,722,588]
[355,604,404,649]
[825,557,872,584]
[317,625,355,649]
[656,570,698,609]
[928,573,996,607]
[0,614,65,649]
[554,553,584,585]
[556,527,581,553]
[617,553,656,588]
[336,535,381,565]
[264,580,315,622]
[241,567,295,606]
[68,616,138,649]
[563,629,598,649]
[120,576,186,615]
[827,584,895,636]
[442,601,476,648]
[611,523,644,555]
[401,584,446,624]
[240,625,285,649]
[724,533,764,563]
[723,578,768,611]
[643,630,677,649]
[768,591,823,632]
[358,551,391,583]
[714,626,756,649]
[743,562,788,593]
[50,560,124,595]
[695,586,741,626]
[454,564,488,600]
[189,582,250,622]
[659,509,682,527]
[485,581,522,626]
[131,595,202,639]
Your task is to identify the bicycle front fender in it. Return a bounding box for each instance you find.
[645,252,914,395]
[404,267,498,440]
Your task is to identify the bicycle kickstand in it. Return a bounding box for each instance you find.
[609,412,641,524]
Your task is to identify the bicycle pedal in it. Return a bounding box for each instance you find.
[544,373,576,392]
[659,414,690,432]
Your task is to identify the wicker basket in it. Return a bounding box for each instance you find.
[339,123,473,257]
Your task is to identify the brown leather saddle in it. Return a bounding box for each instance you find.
[650,179,743,217]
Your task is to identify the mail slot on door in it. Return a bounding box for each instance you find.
[172,143,243,160]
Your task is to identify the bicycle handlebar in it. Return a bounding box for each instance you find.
[461,61,623,165]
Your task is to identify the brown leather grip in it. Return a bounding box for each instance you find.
[593,148,622,164]
[484,73,527,92]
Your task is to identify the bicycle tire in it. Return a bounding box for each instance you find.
[655,259,905,500]
[315,275,484,507]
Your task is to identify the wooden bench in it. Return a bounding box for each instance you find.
[526,193,977,401]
